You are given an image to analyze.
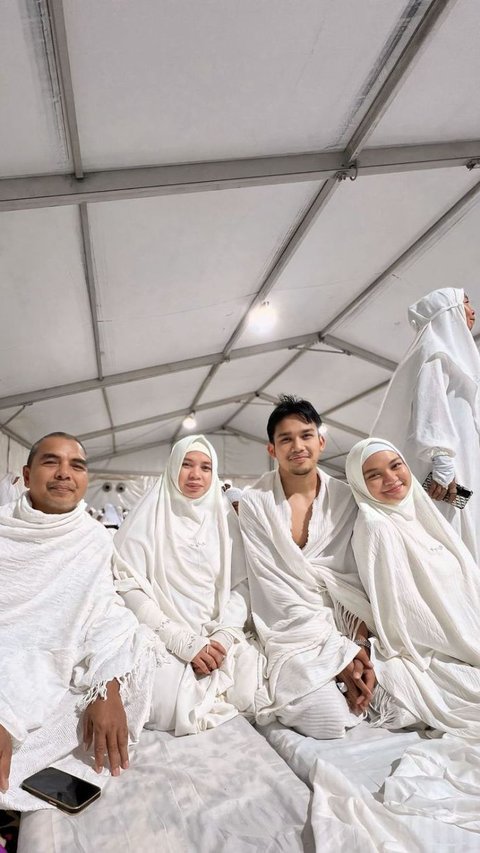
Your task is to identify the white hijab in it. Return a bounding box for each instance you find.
[345,438,480,734]
[114,435,237,636]
[372,287,480,448]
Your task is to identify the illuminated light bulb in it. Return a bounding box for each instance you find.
[248,300,277,333]
[182,412,197,430]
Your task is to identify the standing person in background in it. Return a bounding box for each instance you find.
[372,288,480,561]
[0,473,23,506]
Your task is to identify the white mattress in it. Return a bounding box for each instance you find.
[18,717,314,853]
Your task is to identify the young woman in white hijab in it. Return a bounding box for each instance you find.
[113,435,259,736]
[372,288,479,560]
[345,437,480,738]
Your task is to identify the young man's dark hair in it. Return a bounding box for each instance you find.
[266,395,322,443]
[26,432,87,467]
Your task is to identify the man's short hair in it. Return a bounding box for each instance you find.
[26,432,88,467]
[267,395,322,442]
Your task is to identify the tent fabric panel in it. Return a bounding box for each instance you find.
[369,0,480,146]
[62,0,409,169]
[329,389,391,437]
[105,368,211,424]
[264,350,392,415]
[0,207,98,396]
[87,183,320,374]
[200,352,294,405]
[0,391,110,446]
[235,168,480,351]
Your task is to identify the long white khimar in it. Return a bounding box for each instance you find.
[304,438,480,848]
[113,435,259,736]
[372,287,480,560]
[239,468,372,731]
[0,494,157,811]
[346,438,480,738]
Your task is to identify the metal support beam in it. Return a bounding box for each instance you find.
[321,178,480,336]
[0,425,30,451]
[79,205,103,378]
[46,0,84,178]
[322,380,390,417]
[321,336,398,372]
[78,393,254,442]
[345,0,459,160]
[1,141,479,211]
[0,333,328,411]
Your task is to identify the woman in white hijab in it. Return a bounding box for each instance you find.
[113,435,259,735]
[345,437,480,738]
[372,288,480,561]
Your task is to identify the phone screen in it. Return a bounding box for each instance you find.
[21,767,101,811]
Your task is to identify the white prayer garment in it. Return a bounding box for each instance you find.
[372,287,480,561]
[0,473,23,506]
[345,438,480,738]
[0,494,158,811]
[113,435,260,736]
[239,468,373,738]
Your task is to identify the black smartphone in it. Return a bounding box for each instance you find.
[21,767,101,813]
[422,473,473,509]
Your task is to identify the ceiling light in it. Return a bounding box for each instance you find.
[248,300,277,333]
[182,412,197,430]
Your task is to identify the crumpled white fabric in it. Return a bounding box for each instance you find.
[113,435,260,734]
[372,287,480,560]
[345,438,480,739]
[239,468,372,724]
[309,742,479,852]
[0,493,159,811]
[430,452,455,487]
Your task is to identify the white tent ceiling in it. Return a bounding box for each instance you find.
[1,0,480,480]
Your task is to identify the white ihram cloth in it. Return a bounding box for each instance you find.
[345,438,480,738]
[113,435,260,736]
[239,469,373,732]
[0,494,158,811]
[372,287,480,561]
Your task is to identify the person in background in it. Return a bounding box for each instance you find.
[0,473,23,506]
[372,288,480,561]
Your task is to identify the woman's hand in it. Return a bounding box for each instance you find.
[191,641,226,676]
[428,477,457,503]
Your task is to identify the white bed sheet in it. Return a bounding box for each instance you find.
[18,717,314,853]
[259,721,480,852]
[258,720,423,792]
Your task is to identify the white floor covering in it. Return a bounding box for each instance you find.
[18,716,314,853]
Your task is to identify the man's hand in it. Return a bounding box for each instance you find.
[428,477,457,503]
[0,725,12,793]
[337,648,376,714]
[83,680,129,776]
[191,641,226,676]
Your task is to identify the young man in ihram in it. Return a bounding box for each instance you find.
[239,396,374,738]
